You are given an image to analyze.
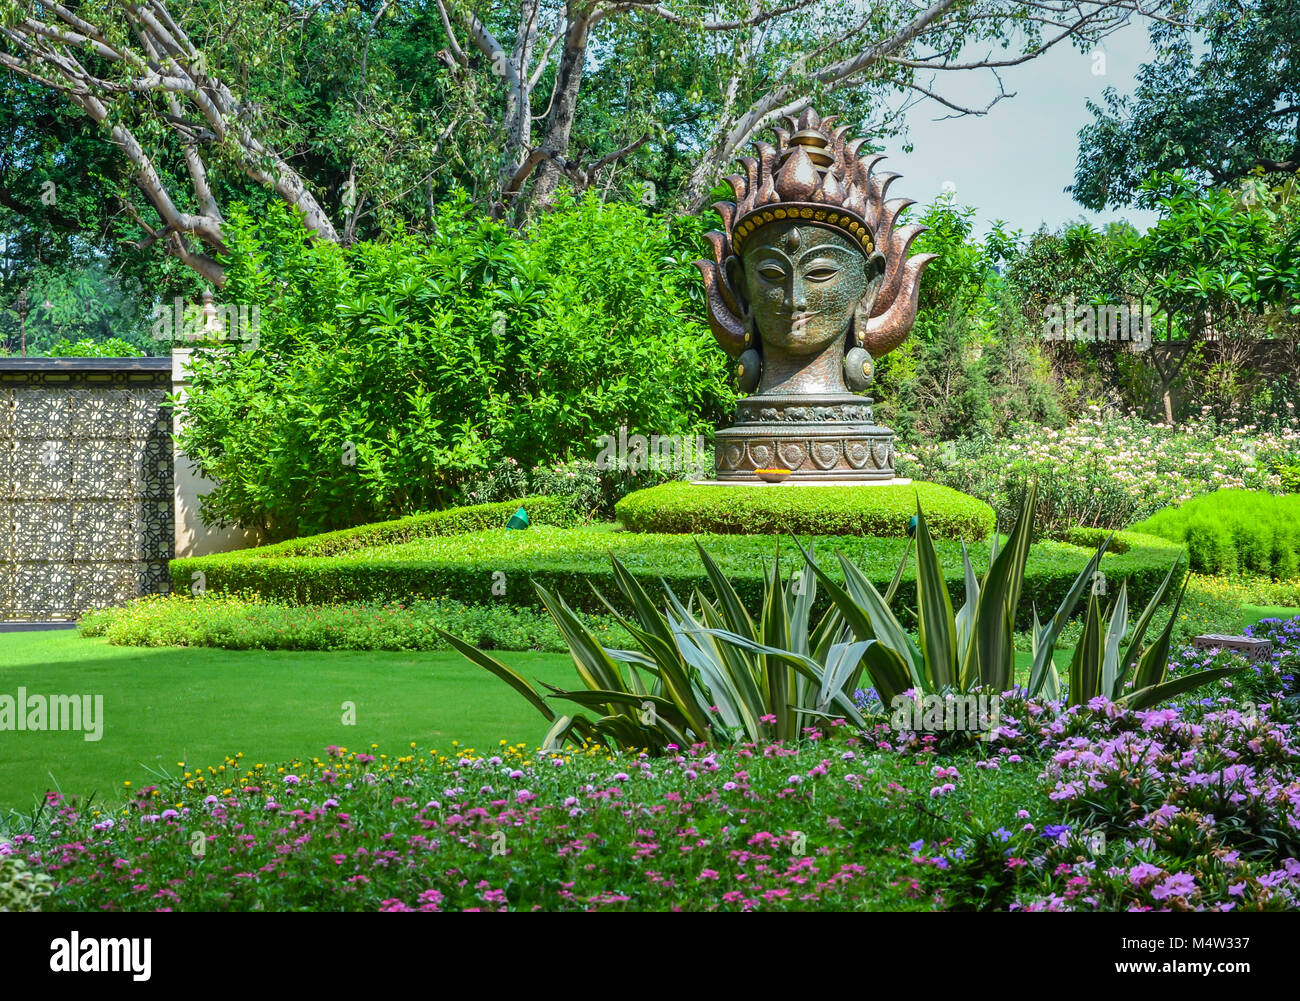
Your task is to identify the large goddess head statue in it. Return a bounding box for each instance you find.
[695,109,935,398]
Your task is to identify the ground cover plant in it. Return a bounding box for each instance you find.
[5,686,1298,912]
[8,601,1299,911]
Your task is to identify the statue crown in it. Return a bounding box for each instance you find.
[730,111,876,255]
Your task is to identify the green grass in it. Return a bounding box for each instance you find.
[0,631,574,811]
[1241,604,1300,628]
[0,626,1088,812]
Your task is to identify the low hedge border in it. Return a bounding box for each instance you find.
[614,481,995,540]
[1059,527,1179,557]
[171,519,1187,630]
[218,496,578,559]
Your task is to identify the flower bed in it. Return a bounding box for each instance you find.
[898,409,1300,537]
[8,649,1298,912]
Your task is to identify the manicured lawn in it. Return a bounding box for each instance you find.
[1241,605,1300,628]
[0,631,573,811]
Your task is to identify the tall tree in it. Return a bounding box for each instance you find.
[1071,0,1300,210]
[2,0,1176,284]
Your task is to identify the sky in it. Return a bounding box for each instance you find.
[876,17,1161,240]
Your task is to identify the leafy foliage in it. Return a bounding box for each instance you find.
[1132,489,1300,578]
[176,193,733,537]
[440,483,1232,751]
[1071,0,1300,210]
[438,540,878,751]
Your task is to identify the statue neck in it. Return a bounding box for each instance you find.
[757,337,848,396]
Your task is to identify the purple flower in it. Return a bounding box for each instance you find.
[1150,872,1197,901]
[1127,862,1163,887]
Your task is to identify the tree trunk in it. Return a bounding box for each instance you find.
[518,7,590,217]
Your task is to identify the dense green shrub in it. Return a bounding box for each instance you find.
[177,191,734,539]
[614,481,994,540]
[1131,490,1300,577]
[173,522,1184,630]
[464,455,702,522]
[1059,527,1176,555]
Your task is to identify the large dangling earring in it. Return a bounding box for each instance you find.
[844,305,874,392]
[844,345,874,392]
[736,307,761,393]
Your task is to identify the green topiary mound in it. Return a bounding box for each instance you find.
[1129,489,1300,578]
[614,481,995,540]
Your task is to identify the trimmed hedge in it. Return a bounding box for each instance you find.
[172,518,1186,630]
[216,496,578,560]
[1130,490,1300,578]
[614,481,995,540]
[79,593,634,653]
[1059,526,1181,557]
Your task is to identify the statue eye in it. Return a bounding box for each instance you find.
[804,266,839,283]
[758,264,786,282]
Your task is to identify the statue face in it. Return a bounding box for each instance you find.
[738,222,870,355]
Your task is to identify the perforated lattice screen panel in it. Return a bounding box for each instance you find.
[1,367,174,621]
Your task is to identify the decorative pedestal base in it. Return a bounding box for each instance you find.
[713,393,896,481]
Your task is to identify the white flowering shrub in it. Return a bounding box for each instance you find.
[897,407,1300,536]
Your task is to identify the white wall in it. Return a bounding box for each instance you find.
[171,348,264,557]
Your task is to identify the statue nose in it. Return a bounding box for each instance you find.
[792,279,807,312]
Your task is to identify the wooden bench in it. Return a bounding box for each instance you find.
[1190,634,1274,663]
